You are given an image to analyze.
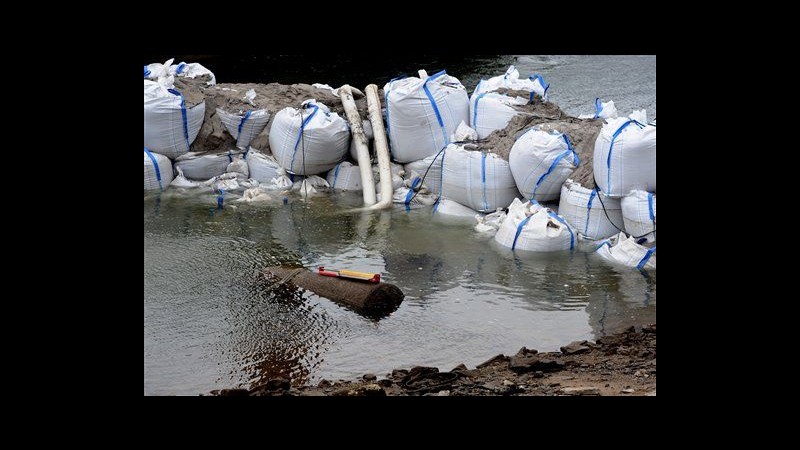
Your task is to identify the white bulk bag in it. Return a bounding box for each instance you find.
[441,144,520,213]
[559,179,623,240]
[470,66,550,139]
[621,190,656,242]
[384,70,469,163]
[494,198,575,252]
[144,80,205,159]
[174,150,243,180]
[432,197,480,222]
[217,108,271,149]
[269,100,350,175]
[326,161,363,191]
[470,92,528,139]
[144,148,174,191]
[509,128,580,202]
[404,153,444,195]
[349,119,374,161]
[593,113,656,196]
[170,61,217,85]
[596,232,656,270]
[246,150,282,184]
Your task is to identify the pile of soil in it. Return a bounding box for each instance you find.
[171,79,382,155]
[210,324,656,396]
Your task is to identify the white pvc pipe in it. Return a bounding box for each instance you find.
[339,84,377,206]
[365,84,393,210]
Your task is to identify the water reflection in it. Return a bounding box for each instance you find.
[145,189,655,394]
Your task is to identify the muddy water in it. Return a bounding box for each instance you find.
[144,191,655,395]
[144,55,656,395]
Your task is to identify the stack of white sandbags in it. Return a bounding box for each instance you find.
[470,66,550,138]
[494,198,575,252]
[384,70,469,163]
[269,100,350,175]
[509,128,580,202]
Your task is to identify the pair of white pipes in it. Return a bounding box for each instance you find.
[339,84,393,209]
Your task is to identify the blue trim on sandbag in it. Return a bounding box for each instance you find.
[648,192,655,222]
[531,149,573,199]
[585,189,597,235]
[481,152,489,211]
[289,103,320,174]
[331,162,342,188]
[238,110,252,141]
[512,215,532,251]
[176,63,186,74]
[144,66,150,78]
[404,188,414,212]
[422,70,449,146]
[593,98,603,119]
[529,74,550,100]
[144,147,162,191]
[606,119,645,193]
[472,92,488,130]
[636,246,656,270]
[167,88,190,151]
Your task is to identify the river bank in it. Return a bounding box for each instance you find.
[210,323,656,396]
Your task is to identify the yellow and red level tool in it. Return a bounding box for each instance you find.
[317,266,381,283]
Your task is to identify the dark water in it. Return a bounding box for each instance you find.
[144,55,656,395]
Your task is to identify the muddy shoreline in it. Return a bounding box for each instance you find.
[210,324,655,397]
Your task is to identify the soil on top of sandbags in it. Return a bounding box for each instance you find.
[172,75,212,108]
[183,81,383,155]
[473,108,604,189]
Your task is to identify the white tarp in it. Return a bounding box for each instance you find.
[174,150,244,181]
[384,70,469,163]
[326,161,362,191]
[593,110,656,197]
[269,99,350,175]
[404,153,444,195]
[621,190,656,242]
[144,79,205,159]
[349,119,374,161]
[558,179,624,240]
[144,148,174,191]
[217,108,271,149]
[441,144,520,213]
[494,198,575,252]
[509,128,580,202]
[470,66,550,139]
[246,150,282,184]
[596,232,656,270]
[578,98,619,120]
